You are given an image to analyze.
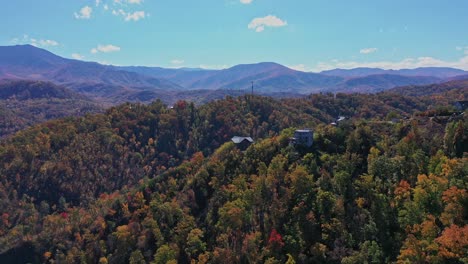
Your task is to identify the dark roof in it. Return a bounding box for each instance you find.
[231,136,254,144]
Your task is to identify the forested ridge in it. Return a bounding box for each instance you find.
[0,80,102,138]
[0,92,466,263]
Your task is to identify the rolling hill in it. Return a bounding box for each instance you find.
[0,80,101,137]
[333,74,443,93]
[385,78,468,101]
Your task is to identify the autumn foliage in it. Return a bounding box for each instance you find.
[0,94,466,263]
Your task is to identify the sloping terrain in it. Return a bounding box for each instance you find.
[0,80,101,137]
[387,78,468,97]
[0,93,466,263]
[333,74,442,93]
[321,67,467,78]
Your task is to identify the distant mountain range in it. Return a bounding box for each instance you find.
[321,67,467,78]
[0,45,467,104]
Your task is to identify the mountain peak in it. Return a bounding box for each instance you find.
[226,62,290,72]
[0,44,68,68]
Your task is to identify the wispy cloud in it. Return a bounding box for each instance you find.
[456,46,468,55]
[288,64,308,72]
[360,48,378,54]
[72,53,85,60]
[112,9,146,21]
[10,35,59,47]
[171,59,185,65]
[125,11,146,21]
[311,55,468,72]
[127,0,143,4]
[199,64,230,70]
[240,0,253,4]
[74,6,92,19]
[114,0,143,4]
[91,44,121,54]
[248,15,287,32]
[84,0,148,21]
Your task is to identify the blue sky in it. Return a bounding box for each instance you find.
[1,0,467,71]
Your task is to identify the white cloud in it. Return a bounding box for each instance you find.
[98,60,112,65]
[72,53,85,60]
[199,64,230,70]
[248,15,287,32]
[288,64,308,72]
[127,0,143,4]
[114,0,143,4]
[125,11,145,21]
[456,46,468,55]
[112,9,126,16]
[36,39,59,47]
[240,0,253,4]
[310,55,468,72]
[171,59,185,65]
[96,0,101,6]
[112,9,146,21]
[360,48,378,54]
[90,44,121,54]
[99,1,147,21]
[10,35,59,47]
[74,6,92,19]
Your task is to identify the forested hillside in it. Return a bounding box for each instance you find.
[0,93,466,263]
[0,80,102,138]
[388,79,468,98]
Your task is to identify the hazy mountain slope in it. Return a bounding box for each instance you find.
[333,74,442,93]
[321,67,467,78]
[122,63,344,93]
[387,78,468,97]
[119,66,217,88]
[49,61,183,90]
[0,45,183,92]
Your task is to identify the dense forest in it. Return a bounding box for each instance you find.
[0,90,466,263]
[0,80,102,138]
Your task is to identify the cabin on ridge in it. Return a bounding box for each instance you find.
[231,136,254,151]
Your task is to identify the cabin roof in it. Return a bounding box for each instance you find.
[295,129,313,133]
[231,136,254,144]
